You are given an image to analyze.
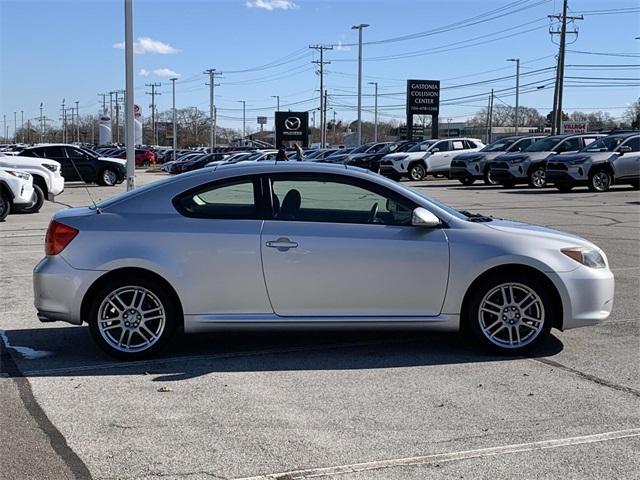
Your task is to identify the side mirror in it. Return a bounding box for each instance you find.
[431,148,440,153]
[412,207,441,228]
[618,145,632,155]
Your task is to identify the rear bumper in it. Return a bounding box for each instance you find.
[33,255,105,325]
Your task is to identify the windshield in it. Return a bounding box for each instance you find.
[525,137,563,152]
[407,140,436,152]
[326,148,352,157]
[481,138,517,152]
[581,135,627,152]
[377,143,401,155]
[350,144,372,154]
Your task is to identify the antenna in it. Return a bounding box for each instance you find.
[67,148,102,213]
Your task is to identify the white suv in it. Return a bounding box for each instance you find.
[379,138,485,181]
[0,153,65,212]
[0,168,36,221]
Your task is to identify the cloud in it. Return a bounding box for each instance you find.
[245,0,299,11]
[152,68,181,78]
[114,37,179,55]
[139,68,150,76]
[335,41,351,51]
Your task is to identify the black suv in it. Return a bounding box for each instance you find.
[20,144,126,186]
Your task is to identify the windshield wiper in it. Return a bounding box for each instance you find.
[460,210,494,222]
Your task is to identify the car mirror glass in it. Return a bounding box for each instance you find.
[411,207,441,228]
[431,148,440,153]
[618,146,631,155]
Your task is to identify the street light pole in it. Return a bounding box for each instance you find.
[508,58,520,134]
[170,78,178,160]
[368,81,378,142]
[352,23,369,145]
[20,111,24,143]
[124,0,135,191]
[238,100,246,143]
[271,95,280,112]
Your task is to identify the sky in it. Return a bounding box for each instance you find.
[1,0,639,136]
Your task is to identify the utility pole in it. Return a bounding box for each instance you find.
[488,89,494,144]
[549,0,582,134]
[75,101,80,142]
[204,69,221,151]
[99,93,108,114]
[70,107,75,143]
[323,90,329,146]
[2,115,5,142]
[193,107,198,145]
[368,81,378,141]
[332,109,337,145]
[507,58,520,134]
[109,91,116,139]
[170,78,178,160]
[61,99,66,143]
[145,82,161,145]
[20,111,24,143]
[40,102,44,142]
[238,100,246,143]
[271,95,280,112]
[13,112,17,143]
[352,23,369,145]
[310,44,333,148]
[114,90,125,143]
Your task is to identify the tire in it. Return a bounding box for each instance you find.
[88,275,179,359]
[0,192,10,221]
[588,169,612,192]
[556,183,574,193]
[458,178,475,186]
[466,273,553,355]
[14,184,44,213]
[408,163,426,181]
[528,166,546,188]
[98,168,118,187]
[483,170,498,185]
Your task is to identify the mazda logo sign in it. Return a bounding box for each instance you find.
[284,117,301,130]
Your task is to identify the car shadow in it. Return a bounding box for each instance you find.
[1,326,564,382]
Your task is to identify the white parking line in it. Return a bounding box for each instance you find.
[234,428,640,480]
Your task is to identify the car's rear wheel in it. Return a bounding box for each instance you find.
[0,192,10,221]
[528,166,546,188]
[408,163,426,181]
[458,178,475,186]
[588,169,612,192]
[15,184,44,213]
[98,168,118,186]
[88,276,178,359]
[556,183,574,193]
[467,274,553,354]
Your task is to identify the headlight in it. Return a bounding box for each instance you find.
[392,155,408,162]
[570,158,588,165]
[510,157,527,164]
[561,247,606,269]
[5,169,31,180]
[42,163,57,172]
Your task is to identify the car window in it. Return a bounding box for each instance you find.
[525,137,562,152]
[513,138,534,150]
[65,147,86,158]
[43,146,66,157]
[407,141,436,152]
[481,138,517,153]
[369,143,387,153]
[433,141,449,152]
[174,179,259,219]
[270,175,415,226]
[620,136,640,152]
[556,137,580,152]
[582,136,600,147]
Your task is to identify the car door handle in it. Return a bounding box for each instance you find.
[265,238,298,250]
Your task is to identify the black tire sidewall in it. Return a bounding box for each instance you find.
[0,193,10,221]
[88,275,179,359]
[15,184,44,213]
[466,273,554,355]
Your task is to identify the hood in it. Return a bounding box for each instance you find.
[0,155,61,169]
[496,151,552,163]
[98,156,127,165]
[549,151,614,163]
[384,151,424,160]
[486,219,595,248]
[453,151,486,162]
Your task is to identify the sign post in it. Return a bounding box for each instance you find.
[275,111,309,148]
[406,79,440,140]
[257,116,267,133]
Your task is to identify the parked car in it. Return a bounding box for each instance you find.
[449,135,546,186]
[116,149,157,167]
[546,133,640,192]
[489,134,605,188]
[34,162,613,359]
[180,153,227,173]
[380,138,484,181]
[163,153,202,173]
[20,144,126,186]
[0,152,64,209]
[346,141,420,172]
[0,168,36,220]
[323,143,388,164]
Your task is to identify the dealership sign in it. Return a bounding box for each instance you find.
[257,116,267,125]
[562,122,588,134]
[275,111,309,147]
[406,80,440,115]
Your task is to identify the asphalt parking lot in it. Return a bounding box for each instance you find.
[1,171,639,480]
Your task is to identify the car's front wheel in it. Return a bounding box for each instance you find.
[88,276,179,359]
[467,273,553,354]
[98,168,118,186]
[588,169,612,192]
[15,184,44,213]
[408,163,426,181]
[528,166,546,188]
[0,191,10,221]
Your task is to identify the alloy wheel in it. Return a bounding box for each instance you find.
[409,164,426,181]
[477,282,545,349]
[591,171,611,192]
[530,168,546,188]
[97,286,166,353]
[103,169,117,186]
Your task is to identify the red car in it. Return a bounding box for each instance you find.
[116,149,157,167]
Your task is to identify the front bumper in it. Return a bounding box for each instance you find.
[49,173,65,197]
[379,165,403,177]
[550,265,615,330]
[13,182,35,206]
[546,163,589,184]
[33,255,105,325]
[449,166,481,180]
[490,161,529,183]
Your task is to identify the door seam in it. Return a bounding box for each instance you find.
[258,220,277,314]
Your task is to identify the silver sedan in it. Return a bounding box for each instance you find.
[34,162,614,358]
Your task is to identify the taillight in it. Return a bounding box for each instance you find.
[45,220,79,255]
